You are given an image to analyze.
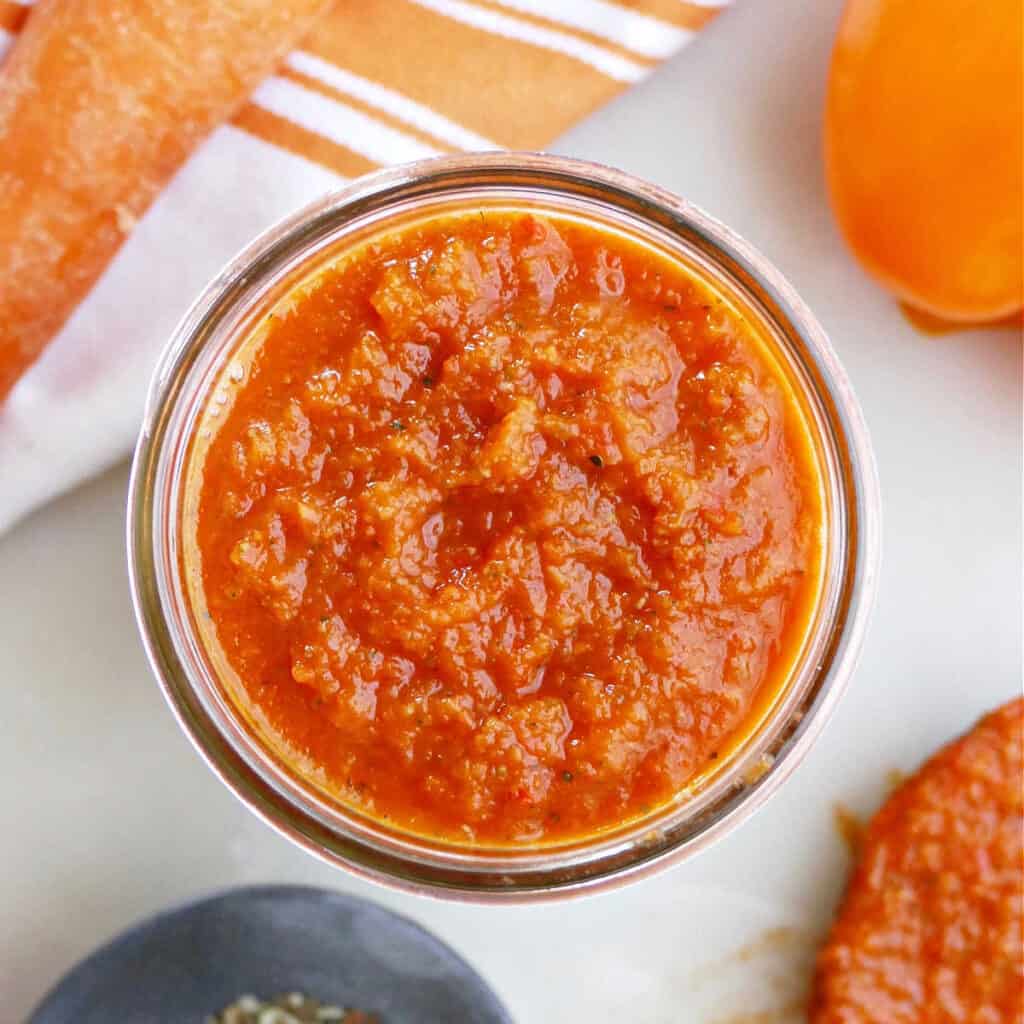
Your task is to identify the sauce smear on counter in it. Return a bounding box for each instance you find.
[811,698,1024,1022]
[191,209,823,844]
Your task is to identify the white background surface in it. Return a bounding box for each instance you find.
[2,0,1020,1020]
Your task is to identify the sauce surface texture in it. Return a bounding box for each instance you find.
[811,698,1024,1022]
[193,210,822,844]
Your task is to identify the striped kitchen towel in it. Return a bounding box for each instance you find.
[0,0,729,533]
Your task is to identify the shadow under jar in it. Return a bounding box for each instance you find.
[128,153,880,901]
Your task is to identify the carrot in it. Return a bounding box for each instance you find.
[0,0,337,401]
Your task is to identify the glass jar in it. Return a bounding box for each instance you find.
[127,153,881,901]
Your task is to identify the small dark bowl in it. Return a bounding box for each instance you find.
[28,885,513,1024]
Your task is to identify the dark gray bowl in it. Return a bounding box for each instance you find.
[28,885,513,1024]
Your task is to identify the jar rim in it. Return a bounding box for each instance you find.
[127,152,881,902]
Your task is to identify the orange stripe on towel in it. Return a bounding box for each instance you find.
[232,103,377,179]
[302,0,627,150]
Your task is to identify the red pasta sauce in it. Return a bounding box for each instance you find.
[189,209,824,845]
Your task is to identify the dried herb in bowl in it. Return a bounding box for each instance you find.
[207,992,377,1024]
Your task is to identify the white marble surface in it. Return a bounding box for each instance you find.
[2,0,1020,1020]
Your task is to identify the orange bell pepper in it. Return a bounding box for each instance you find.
[825,0,1023,323]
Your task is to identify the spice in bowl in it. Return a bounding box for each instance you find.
[208,991,376,1024]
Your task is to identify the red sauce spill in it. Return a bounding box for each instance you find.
[900,302,1023,337]
[811,698,1024,1022]
[833,803,865,858]
[712,1005,804,1024]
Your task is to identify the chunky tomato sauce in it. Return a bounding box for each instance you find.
[812,698,1024,1022]
[189,209,823,844]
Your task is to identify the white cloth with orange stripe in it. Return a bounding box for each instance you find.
[0,0,728,533]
